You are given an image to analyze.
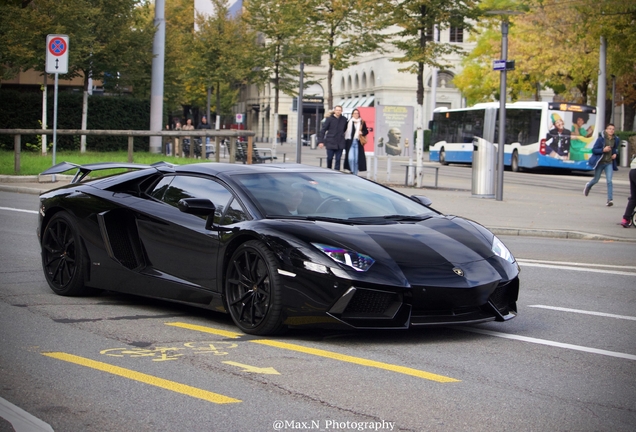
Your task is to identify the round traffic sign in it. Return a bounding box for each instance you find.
[48,37,67,57]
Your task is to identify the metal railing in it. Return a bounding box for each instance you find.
[0,128,257,173]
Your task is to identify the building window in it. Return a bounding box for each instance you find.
[424,24,438,42]
[450,25,464,43]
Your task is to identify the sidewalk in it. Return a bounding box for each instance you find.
[2,147,635,243]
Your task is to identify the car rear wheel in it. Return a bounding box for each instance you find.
[41,212,89,296]
[439,148,448,165]
[225,240,285,335]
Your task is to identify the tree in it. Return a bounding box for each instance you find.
[242,0,312,117]
[0,0,155,151]
[306,0,390,109]
[454,0,636,130]
[390,0,480,113]
[188,0,261,121]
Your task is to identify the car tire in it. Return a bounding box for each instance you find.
[225,240,285,335]
[511,150,520,172]
[439,148,448,165]
[41,212,90,296]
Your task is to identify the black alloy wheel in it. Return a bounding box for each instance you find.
[225,240,285,335]
[41,212,88,296]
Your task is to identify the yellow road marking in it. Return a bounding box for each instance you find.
[251,339,459,383]
[222,361,281,375]
[166,322,242,338]
[166,322,460,383]
[42,352,241,404]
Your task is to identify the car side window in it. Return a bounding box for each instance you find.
[222,198,249,225]
[149,176,173,200]
[156,175,246,225]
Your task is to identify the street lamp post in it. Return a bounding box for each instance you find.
[486,10,521,201]
[496,18,509,202]
[296,60,305,163]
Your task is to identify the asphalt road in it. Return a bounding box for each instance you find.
[1,191,635,432]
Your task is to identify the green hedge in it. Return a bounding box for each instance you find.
[0,89,151,152]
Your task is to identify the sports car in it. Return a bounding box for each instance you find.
[38,161,519,335]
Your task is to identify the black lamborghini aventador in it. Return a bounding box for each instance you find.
[38,161,519,335]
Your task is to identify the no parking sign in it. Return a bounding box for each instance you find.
[46,34,69,74]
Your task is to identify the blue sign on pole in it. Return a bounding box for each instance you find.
[493,60,506,71]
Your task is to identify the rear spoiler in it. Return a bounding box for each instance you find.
[41,161,176,184]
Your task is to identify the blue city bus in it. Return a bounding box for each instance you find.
[429,101,598,171]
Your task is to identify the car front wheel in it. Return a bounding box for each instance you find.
[225,240,285,335]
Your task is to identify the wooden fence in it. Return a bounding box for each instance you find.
[0,128,257,173]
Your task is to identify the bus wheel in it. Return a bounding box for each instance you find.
[439,148,449,165]
[511,151,520,172]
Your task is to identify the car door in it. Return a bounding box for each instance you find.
[135,174,243,295]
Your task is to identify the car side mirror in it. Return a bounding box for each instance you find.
[411,195,432,207]
[178,198,216,230]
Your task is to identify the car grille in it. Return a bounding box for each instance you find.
[344,289,397,314]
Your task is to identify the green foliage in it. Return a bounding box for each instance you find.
[389,0,480,106]
[0,0,155,93]
[0,149,204,176]
[242,0,314,113]
[0,89,151,151]
[305,0,390,108]
[456,0,636,117]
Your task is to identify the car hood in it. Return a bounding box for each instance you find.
[261,215,512,289]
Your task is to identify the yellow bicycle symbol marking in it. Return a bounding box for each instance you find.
[100,342,238,362]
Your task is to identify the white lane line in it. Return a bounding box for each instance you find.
[0,206,38,215]
[517,261,636,276]
[0,397,54,432]
[518,258,636,271]
[456,327,636,361]
[527,305,636,321]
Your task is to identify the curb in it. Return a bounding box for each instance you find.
[489,227,636,243]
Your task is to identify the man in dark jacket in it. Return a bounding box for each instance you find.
[318,105,347,170]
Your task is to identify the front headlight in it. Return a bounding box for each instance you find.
[311,243,375,272]
[492,236,515,263]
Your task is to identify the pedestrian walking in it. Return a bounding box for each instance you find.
[620,162,636,227]
[343,108,368,176]
[318,105,347,170]
[583,123,619,206]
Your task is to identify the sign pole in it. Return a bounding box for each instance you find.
[53,73,59,168]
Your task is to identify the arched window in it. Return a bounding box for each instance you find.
[347,76,352,91]
[427,71,456,88]
[354,74,359,90]
[370,71,375,87]
[361,73,367,89]
[340,77,346,93]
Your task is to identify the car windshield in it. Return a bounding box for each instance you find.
[231,171,438,220]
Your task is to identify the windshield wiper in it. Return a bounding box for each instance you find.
[266,215,352,224]
[381,214,432,221]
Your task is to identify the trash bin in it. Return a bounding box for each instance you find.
[471,137,496,198]
[620,140,628,167]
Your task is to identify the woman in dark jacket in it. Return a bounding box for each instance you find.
[343,109,368,175]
